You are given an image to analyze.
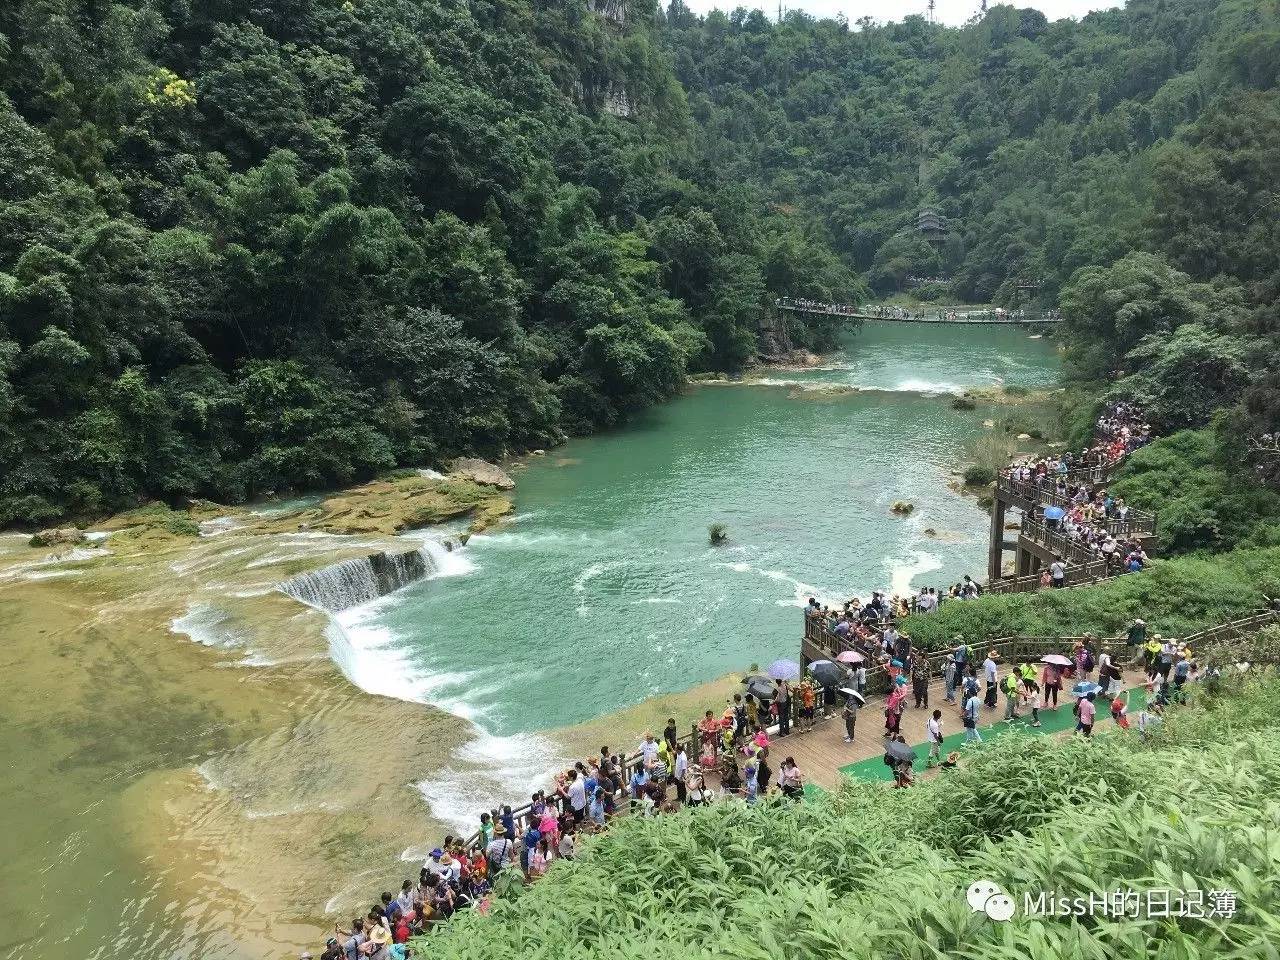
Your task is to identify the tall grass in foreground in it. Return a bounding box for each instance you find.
[422,676,1280,959]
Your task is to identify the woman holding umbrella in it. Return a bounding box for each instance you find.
[841,688,864,743]
[1040,654,1070,709]
[885,736,916,788]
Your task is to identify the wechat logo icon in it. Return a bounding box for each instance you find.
[967,880,1016,922]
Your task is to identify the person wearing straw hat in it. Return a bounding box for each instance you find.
[485,822,515,873]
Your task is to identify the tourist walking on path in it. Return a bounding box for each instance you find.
[1050,559,1065,587]
[775,680,791,736]
[663,718,678,753]
[885,680,905,736]
[962,690,982,744]
[983,650,1000,709]
[756,747,773,797]
[842,694,858,743]
[673,743,688,803]
[1028,682,1042,726]
[1110,690,1130,729]
[1002,672,1021,720]
[1126,618,1147,666]
[698,710,719,764]
[1076,692,1097,737]
[486,824,515,873]
[1042,661,1062,708]
[1074,640,1095,682]
[1144,636,1161,674]
[780,757,804,799]
[567,769,587,824]
[927,709,944,765]
[798,678,816,733]
[686,767,708,806]
[943,653,957,703]
[911,654,930,708]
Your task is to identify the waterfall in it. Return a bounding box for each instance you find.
[278,549,434,612]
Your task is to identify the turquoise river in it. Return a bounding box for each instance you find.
[0,319,1059,960]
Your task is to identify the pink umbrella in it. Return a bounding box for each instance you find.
[836,650,866,664]
[1041,654,1073,666]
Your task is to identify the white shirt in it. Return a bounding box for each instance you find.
[984,658,997,682]
[639,740,659,764]
[674,752,689,781]
[927,717,942,742]
[568,777,587,811]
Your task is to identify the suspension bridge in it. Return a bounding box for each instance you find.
[774,298,1064,325]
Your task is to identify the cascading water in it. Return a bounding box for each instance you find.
[278,549,434,611]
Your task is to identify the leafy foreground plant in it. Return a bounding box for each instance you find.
[421,677,1280,959]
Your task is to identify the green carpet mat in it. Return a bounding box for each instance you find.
[840,688,1150,782]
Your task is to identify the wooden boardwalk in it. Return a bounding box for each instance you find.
[771,667,1148,790]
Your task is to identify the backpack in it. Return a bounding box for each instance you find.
[1083,650,1095,671]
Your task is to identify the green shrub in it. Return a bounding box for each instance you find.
[901,547,1280,650]
[963,465,996,486]
[1110,430,1280,555]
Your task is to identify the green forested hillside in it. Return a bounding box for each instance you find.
[1,0,1278,524]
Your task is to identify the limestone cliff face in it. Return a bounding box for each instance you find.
[569,0,635,118]
[588,0,628,26]
[601,84,634,117]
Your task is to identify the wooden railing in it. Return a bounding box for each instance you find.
[996,474,1157,536]
[1019,516,1112,566]
[987,558,1117,594]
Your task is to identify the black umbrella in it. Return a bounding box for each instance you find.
[744,677,776,702]
[885,740,917,763]
[808,659,847,688]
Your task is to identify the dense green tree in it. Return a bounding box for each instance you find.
[1,0,1279,523]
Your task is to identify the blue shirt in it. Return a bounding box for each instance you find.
[630,770,648,794]
[589,798,605,825]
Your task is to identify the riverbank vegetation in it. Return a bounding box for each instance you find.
[899,546,1280,652]
[4,0,1280,526]
[423,673,1280,958]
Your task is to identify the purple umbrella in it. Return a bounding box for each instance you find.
[769,659,800,680]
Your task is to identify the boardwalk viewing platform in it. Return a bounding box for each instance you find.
[774,298,1063,324]
[987,462,1156,585]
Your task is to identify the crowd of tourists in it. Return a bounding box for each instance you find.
[304,711,811,958]
[301,403,1166,958]
[773,296,864,316]
[874,619,1200,786]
